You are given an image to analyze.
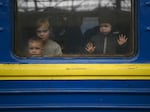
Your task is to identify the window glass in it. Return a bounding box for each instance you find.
[15,0,134,57]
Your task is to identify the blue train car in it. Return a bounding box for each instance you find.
[0,0,150,112]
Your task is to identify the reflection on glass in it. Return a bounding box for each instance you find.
[17,0,131,12]
[15,0,134,57]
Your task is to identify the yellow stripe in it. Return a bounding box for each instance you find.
[0,64,150,80]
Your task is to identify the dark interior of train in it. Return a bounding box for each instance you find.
[14,0,134,57]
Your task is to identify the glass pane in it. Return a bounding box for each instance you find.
[14,0,134,57]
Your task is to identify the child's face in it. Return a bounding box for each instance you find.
[28,42,43,57]
[99,23,112,34]
[36,25,50,41]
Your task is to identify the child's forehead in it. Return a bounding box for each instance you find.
[29,41,42,46]
[38,24,49,29]
[100,23,111,26]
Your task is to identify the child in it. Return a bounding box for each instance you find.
[36,18,62,56]
[27,38,44,57]
[85,18,128,55]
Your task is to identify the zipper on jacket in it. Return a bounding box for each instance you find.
[103,36,107,54]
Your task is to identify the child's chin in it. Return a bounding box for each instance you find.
[40,38,47,41]
[31,54,42,57]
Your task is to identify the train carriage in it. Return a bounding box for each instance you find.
[0,0,150,112]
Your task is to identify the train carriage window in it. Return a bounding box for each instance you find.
[14,0,135,58]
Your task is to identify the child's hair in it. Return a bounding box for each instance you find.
[36,18,52,31]
[28,37,44,46]
[98,17,113,26]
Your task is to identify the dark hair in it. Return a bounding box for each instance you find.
[98,17,113,25]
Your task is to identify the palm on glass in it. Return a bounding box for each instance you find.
[85,42,96,53]
[117,34,128,45]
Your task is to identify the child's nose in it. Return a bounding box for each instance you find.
[32,49,37,53]
[40,32,45,35]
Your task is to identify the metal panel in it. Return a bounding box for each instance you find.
[0,80,150,112]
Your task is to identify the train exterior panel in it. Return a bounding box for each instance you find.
[0,0,150,112]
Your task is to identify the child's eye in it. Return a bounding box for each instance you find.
[29,47,40,50]
[37,29,48,33]
[35,47,40,50]
[29,47,34,50]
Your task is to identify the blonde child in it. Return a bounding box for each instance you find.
[36,18,62,56]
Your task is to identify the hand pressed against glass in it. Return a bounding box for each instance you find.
[117,34,128,45]
[85,42,96,54]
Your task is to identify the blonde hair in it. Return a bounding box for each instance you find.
[36,18,52,31]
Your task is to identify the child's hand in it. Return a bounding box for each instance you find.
[85,42,96,53]
[117,34,128,45]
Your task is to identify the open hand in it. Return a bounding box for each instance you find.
[85,42,96,53]
[117,34,128,45]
